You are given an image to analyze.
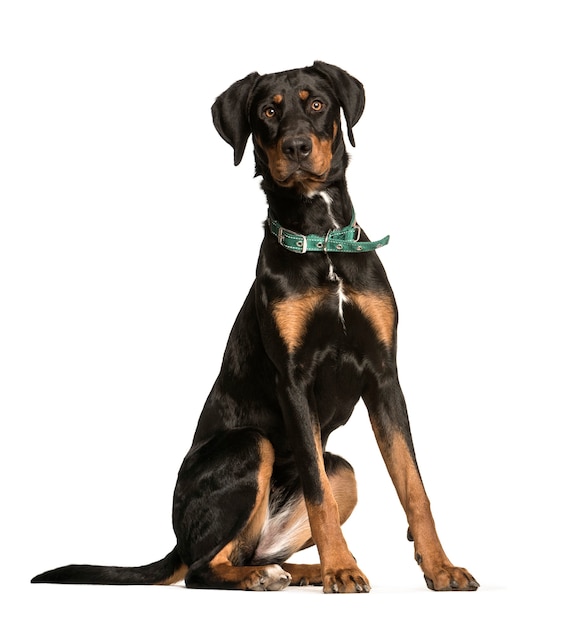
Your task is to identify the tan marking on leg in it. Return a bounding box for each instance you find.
[254,456,358,562]
[282,563,322,586]
[253,455,358,564]
[205,439,292,591]
[371,424,478,591]
[157,564,188,586]
[211,438,274,565]
[271,289,327,352]
[305,434,370,593]
[384,431,446,565]
[330,463,358,525]
[207,560,291,591]
[244,437,275,546]
[348,291,395,346]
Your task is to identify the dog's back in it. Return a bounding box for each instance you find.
[32,62,478,593]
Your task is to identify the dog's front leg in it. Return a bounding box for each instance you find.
[277,382,370,593]
[365,377,479,591]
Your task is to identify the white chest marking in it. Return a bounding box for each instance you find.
[328,261,348,326]
[319,190,341,229]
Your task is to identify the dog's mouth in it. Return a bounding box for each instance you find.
[270,147,332,190]
[270,166,330,195]
[272,163,329,186]
[256,133,334,191]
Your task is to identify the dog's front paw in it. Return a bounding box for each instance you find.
[322,567,371,593]
[423,565,479,591]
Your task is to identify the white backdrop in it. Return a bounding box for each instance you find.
[2,1,587,624]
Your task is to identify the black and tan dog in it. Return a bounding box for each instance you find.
[32,61,478,593]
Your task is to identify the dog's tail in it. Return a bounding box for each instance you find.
[31,546,187,586]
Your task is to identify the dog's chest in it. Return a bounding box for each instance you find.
[270,270,394,354]
[327,260,348,324]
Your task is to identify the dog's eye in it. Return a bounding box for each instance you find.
[263,106,276,119]
[311,100,324,111]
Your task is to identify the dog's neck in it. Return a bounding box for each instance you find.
[255,130,355,236]
[262,179,354,237]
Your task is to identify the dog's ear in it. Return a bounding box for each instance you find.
[212,72,260,166]
[312,61,365,147]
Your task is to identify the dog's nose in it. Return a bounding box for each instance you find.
[282,136,312,161]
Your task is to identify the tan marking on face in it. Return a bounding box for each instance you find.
[272,94,283,104]
[254,104,335,192]
[259,133,333,188]
[309,134,333,177]
[299,89,310,101]
[347,291,395,346]
[271,288,327,352]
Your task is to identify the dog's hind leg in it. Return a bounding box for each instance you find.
[175,430,291,591]
[252,453,359,587]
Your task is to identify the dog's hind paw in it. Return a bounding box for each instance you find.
[282,563,322,586]
[246,565,292,591]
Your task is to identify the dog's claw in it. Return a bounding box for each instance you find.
[423,567,479,591]
[322,569,370,594]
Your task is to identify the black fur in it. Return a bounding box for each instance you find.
[32,61,478,593]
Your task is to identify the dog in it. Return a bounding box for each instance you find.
[32,61,478,593]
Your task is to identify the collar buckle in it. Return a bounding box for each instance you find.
[277,224,307,253]
[295,234,308,254]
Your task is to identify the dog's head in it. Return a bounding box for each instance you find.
[212,61,365,195]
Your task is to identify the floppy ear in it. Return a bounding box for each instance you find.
[312,61,365,147]
[211,72,260,166]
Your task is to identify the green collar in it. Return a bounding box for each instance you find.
[267,211,389,254]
